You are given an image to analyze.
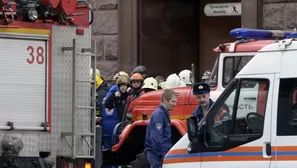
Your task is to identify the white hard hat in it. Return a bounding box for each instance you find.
[142,77,158,90]
[165,73,181,89]
[178,69,191,85]
[113,71,129,81]
[202,70,211,80]
[179,81,186,87]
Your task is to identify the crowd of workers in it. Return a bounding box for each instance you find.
[90,65,214,168]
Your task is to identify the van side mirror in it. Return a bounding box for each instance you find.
[187,116,199,143]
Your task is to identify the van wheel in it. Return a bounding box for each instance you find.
[130,151,150,168]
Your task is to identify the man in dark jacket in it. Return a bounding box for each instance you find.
[192,82,230,122]
[145,89,177,168]
[125,72,145,122]
[91,69,111,125]
[95,78,111,124]
[104,75,130,124]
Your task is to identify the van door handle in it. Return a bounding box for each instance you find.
[244,97,256,100]
[263,142,271,158]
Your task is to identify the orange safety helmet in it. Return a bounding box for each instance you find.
[130,73,144,82]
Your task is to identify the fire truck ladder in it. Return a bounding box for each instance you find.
[61,39,97,160]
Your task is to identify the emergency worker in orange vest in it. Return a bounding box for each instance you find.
[192,82,230,122]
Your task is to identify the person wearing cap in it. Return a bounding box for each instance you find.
[192,82,230,122]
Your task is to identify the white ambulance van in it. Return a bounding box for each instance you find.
[163,30,297,168]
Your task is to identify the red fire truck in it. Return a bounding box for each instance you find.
[0,0,95,167]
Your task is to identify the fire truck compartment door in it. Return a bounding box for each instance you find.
[0,37,48,130]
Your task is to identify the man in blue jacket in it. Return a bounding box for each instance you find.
[145,89,177,168]
[101,84,120,150]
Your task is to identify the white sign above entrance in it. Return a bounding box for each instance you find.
[204,3,241,17]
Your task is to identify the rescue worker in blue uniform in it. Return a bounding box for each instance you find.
[192,82,230,122]
[145,89,178,168]
[101,85,119,150]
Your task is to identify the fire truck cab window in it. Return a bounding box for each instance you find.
[277,78,297,136]
[223,56,253,87]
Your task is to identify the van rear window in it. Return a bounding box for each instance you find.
[277,78,297,136]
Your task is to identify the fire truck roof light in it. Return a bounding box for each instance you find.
[230,28,297,40]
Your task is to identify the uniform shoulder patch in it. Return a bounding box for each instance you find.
[155,123,163,130]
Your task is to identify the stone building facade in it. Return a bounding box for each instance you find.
[89,0,119,81]
[262,0,297,30]
[89,0,297,80]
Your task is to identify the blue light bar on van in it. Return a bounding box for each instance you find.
[230,28,297,39]
[288,32,297,38]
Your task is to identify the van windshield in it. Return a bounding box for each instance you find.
[207,78,269,147]
[222,56,253,87]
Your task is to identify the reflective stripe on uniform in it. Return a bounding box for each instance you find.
[215,109,228,121]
